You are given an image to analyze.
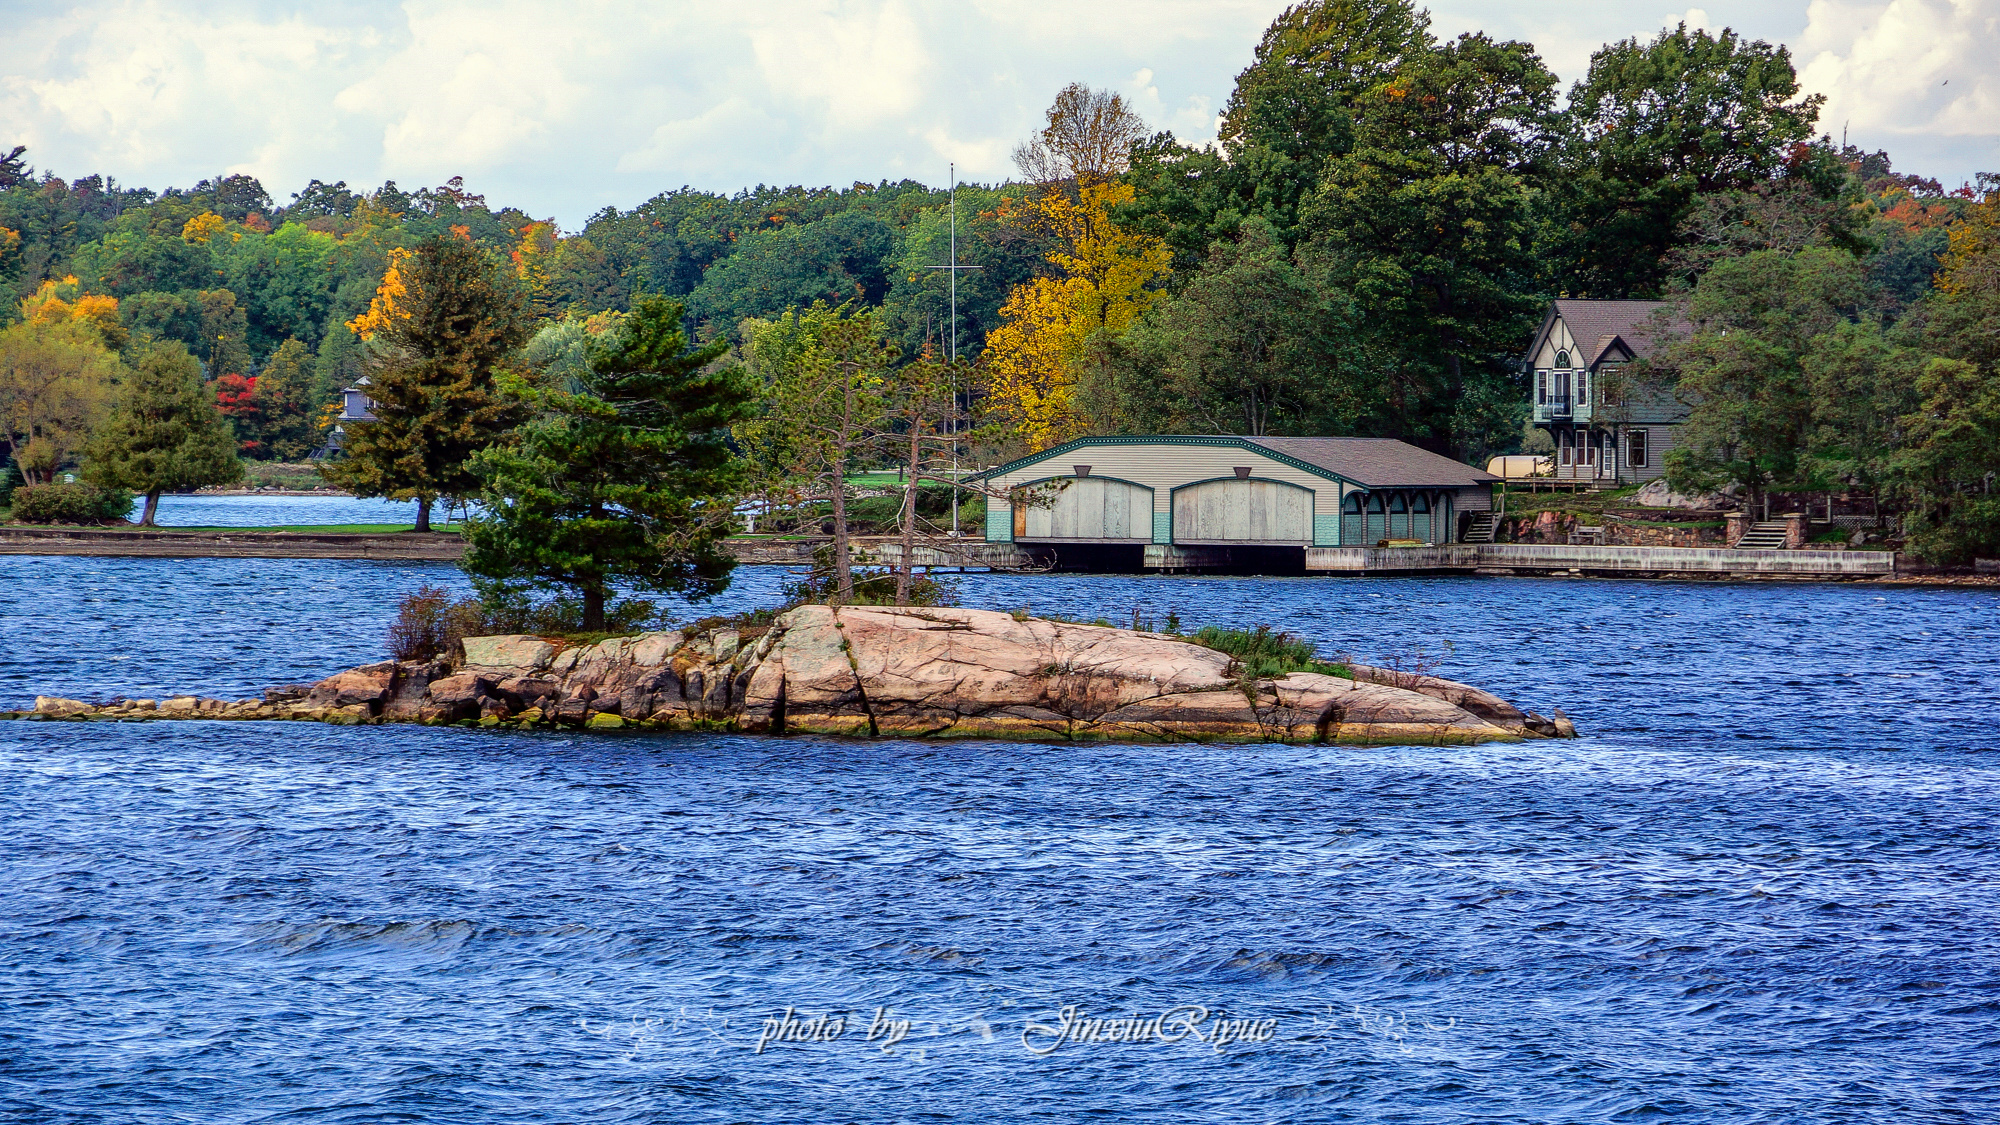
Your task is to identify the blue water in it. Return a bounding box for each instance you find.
[4,554,1999,1123]
[139,494,463,528]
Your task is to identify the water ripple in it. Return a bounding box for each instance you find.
[3,559,1998,1121]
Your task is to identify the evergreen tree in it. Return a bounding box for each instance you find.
[463,296,756,633]
[253,338,318,460]
[83,341,242,525]
[320,236,529,531]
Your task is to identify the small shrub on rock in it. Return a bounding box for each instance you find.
[388,584,492,663]
[9,482,133,525]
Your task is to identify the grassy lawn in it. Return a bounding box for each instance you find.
[846,470,975,489]
[1493,484,1643,520]
[83,523,465,534]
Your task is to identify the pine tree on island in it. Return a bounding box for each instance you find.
[463,296,758,633]
[83,341,242,525]
[321,235,529,532]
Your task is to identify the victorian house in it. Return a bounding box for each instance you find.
[1526,299,1688,484]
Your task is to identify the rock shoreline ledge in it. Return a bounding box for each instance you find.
[10,606,1576,745]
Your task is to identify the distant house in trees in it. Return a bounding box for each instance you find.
[1526,300,1687,484]
[315,377,378,459]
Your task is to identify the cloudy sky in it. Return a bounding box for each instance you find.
[2,0,1994,226]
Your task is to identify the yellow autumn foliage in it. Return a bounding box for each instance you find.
[181,211,230,244]
[21,277,126,350]
[347,247,414,341]
[980,181,1171,450]
[1938,189,2000,298]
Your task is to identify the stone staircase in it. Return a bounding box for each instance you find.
[1733,520,1790,549]
[1461,513,1496,544]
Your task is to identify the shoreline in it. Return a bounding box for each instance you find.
[2,524,1997,584]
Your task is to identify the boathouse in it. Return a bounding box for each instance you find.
[969,435,1497,571]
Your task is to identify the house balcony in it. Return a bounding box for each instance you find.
[1532,397,1592,425]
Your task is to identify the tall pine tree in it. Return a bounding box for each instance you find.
[321,236,529,531]
[463,297,757,632]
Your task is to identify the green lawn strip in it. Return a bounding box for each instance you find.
[17,522,467,534]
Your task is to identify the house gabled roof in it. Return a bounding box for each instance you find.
[1527,299,1686,370]
[968,435,1497,490]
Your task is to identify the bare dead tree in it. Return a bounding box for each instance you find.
[1013,83,1149,186]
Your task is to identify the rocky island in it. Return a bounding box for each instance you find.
[13,606,1575,745]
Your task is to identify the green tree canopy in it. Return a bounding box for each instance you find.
[1554,24,1825,297]
[1297,32,1557,460]
[686,210,898,339]
[253,337,319,461]
[1091,219,1345,436]
[1657,248,1872,508]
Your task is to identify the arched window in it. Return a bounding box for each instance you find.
[1388,493,1408,513]
[1555,350,1571,368]
[1367,493,1385,513]
[1412,493,1430,514]
[1343,493,1362,514]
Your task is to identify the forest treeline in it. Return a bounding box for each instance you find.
[2,0,1997,564]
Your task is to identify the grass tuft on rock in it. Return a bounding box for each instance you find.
[1188,624,1353,681]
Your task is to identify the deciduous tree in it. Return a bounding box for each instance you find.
[0,313,122,483]
[980,182,1171,449]
[253,338,319,460]
[1013,83,1149,186]
[1092,220,1346,436]
[742,302,894,601]
[1553,24,1825,297]
[1657,248,1871,513]
[1298,32,1556,459]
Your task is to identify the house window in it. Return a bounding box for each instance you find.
[1559,430,1572,466]
[1537,370,1547,404]
[1578,370,1588,405]
[1555,350,1570,368]
[1628,429,1648,468]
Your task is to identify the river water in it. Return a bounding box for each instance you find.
[3,554,1997,1122]
[140,494,452,527]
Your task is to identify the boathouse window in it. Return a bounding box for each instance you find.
[1343,493,1362,513]
[1629,429,1648,468]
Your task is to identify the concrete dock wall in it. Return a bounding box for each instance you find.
[1305,543,1896,576]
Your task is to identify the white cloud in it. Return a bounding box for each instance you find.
[2,0,1993,223]
[1798,0,2000,184]
[1662,8,1717,31]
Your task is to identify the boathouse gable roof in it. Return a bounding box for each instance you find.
[971,435,1496,490]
